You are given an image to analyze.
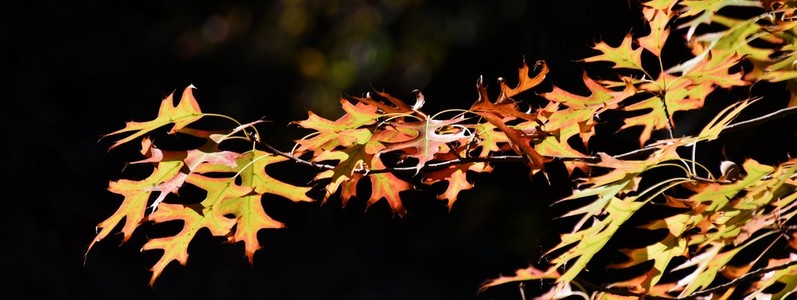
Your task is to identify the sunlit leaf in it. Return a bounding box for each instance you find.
[103,85,204,150]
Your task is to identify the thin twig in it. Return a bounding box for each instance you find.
[659,94,676,139]
[366,155,529,174]
[574,278,675,300]
[686,258,797,299]
[256,139,334,171]
[446,142,465,161]
[251,102,797,175]
[255,136,595,173]
[572,258,797,299]
[722,104,797,133]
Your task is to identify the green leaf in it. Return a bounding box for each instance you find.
[582,34,645,71]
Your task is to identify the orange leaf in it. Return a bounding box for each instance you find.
[499,59,549,100]
[141,203,208,286]
[314,144,371,202]
[542,72,635,109]
[103,85,204,150]
[541,75,637,147]
[472,61,545,122]
[642,0,678,12]
[354,90,414,114]
[87,164,181,255]
[480,265,559,292]
[339,172,364,207]
[367,157,412,216]
[423,152,493,210]
[292,97,383,157]
[637,7,672,57]
[472,79,546,170]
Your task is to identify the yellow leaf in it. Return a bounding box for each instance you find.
[582,34,644,71]
[103,85,204,150]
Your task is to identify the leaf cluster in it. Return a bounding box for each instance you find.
[89,0,797,299]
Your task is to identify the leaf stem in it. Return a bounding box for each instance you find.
[722,104,797,133]
[248,102,797,177]
[255,139,334,171]
[577,256,797,299]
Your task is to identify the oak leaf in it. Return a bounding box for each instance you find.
[608,215,690,293]
[103,85,204,150]
[131,137,240,211]
[581,34,644,71]
[366,157,412,215]
[643,0,679,11]
[637,7,673,57]
[472,78,546,169]
[547,196,648,285]
[87,163,181,258]
[185,173,283,263]
[378,116,472,175]
[292,97,383,157]
[670,242,746,297]
[546,146,684,288]
[479,265,560,292]
[498,59,550,101]
[313,141,411,215]
[140,203,221,285]
[197,150,313,203]
[541,74,637,147]
[619,73,711,146]
[353,90,414,114]
[746,256,797,299]
[313,138,378,204]
[677,0,762,41]
[423,151,493,210]
[472,60,545,122]
[472,122,510,158]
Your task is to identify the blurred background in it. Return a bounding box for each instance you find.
[2,1,647,299]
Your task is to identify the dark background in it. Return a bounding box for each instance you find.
[9,1,777,299]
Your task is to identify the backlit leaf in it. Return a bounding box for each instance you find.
[103,85,204,150]
[140,203,209,285]
[367,157,412,215]
[423,151,493,210]
[582,34,645,71]
[378,116,472,175]
[637,7,673,57]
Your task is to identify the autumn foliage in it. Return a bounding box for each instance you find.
[89,0,797,298]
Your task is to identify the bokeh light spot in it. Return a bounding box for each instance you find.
[203,15,229,43]
[279,7,309,36]
[296,48,327,78]
[328,60,355,89]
